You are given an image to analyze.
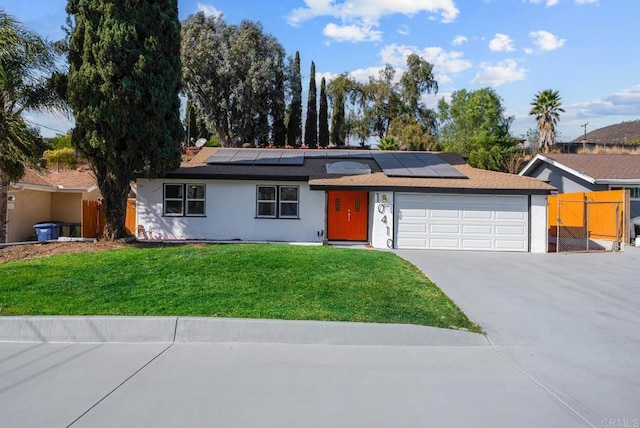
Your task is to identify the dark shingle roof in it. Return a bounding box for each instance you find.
[171,148,554,194]
[544,153,640,180]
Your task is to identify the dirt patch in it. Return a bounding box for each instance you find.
[0,240,129,264]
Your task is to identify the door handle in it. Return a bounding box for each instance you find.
[347,209,351,222]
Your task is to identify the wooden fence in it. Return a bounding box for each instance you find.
[81,199,137,238]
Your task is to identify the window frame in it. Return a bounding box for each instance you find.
[256,185,300,219]
[163,183,206,217]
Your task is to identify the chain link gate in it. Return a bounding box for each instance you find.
[555,199,622,253]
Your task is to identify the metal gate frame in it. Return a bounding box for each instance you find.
[555,199,622,253]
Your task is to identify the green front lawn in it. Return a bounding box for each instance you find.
[0,244,480,332]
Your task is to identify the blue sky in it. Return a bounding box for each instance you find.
[5,0,640,141]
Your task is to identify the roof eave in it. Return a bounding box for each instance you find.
[519,154,596,184]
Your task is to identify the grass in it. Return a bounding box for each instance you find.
[0,244,480,332]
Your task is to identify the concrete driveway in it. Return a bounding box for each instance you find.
[396,247,640,428]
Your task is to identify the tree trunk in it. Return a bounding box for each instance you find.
[94,166,130,241]
[0,170,9,244]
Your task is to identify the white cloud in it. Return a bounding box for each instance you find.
[525,0,559,6]
[574,0,598,3]
[288,0,460,25]
[287,0,459,42]
[397,25,410,36]
[452,35,468,46]
[530,30,565,51]
[489,33,515,52]
[379,43,472,85]
[197,3,222,17]
[524,48,534,55]
[323,22,382,43]
[571,85,640,118]
[471,59,526,87]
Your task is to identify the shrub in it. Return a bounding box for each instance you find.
[43,148,77,169]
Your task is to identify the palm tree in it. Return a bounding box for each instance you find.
[529,89,564,153]
[0,9,67,242]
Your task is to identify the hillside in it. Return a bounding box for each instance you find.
[573,120,640,144]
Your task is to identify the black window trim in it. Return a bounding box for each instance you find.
[163,183,206,217]
[256,185,300,219]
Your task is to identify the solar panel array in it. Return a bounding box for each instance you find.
[372,152,466,178]
[205,149,373,165]
[205,149,466,178]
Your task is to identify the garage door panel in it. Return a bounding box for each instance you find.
[463,210,493,220]
[399,223,428,233]
[496,211,526,220]
[462,225,493,235]
[429,238,463,249]
[430,224,460,234]
[396,194,528,252]
[462,239,493,250]
[496,225,526,236]
[495,240,527,251]
[429,210,460,219]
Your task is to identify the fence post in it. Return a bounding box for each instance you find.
[585,199,590,252]
[615,202,620,252]
[556,199,560,253]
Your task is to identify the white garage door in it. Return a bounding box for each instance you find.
[396,193,529,251]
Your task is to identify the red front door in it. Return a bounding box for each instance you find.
[327,191,368,241]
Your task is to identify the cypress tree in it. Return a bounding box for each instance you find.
[287,51,302,147]
[67,0,183,239]
[272,51,286,147]
[304,61,317,148]
[319,77,329,148]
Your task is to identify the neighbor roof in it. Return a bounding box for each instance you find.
[170,148,554,194]
[14,166,97,192]
[520,153,640,184]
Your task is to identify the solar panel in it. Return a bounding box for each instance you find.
[373,152,466,178]
[278,151,304,165]
[253,150,282,164]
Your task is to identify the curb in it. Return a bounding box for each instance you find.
[0,316,488,347]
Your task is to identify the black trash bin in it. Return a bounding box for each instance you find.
[34,223,62,242]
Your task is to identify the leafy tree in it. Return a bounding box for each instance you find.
[0,10,66,242]
[438,88,516,171]
[318,77,329,148]
[185,98,212,145]
[49,133,73,149]
[304,61,318,148]
[389,114,437,151]
[358,65,400,139]
[286,51,303,147]
[272,50,286,147]
[67,0,184,240]
[377,136,399,151]
[529,89,564,153]
[328,73,353,147]
[44,147,77,170]
[181,15,285,147]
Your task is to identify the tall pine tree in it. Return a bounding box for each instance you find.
[318,77,329,148]
[304,61,317,148]
[272,50,286,147]
[286,51,302,147]
[67,0,183,239]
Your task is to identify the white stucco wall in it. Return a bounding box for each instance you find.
[370,192,394,249]
[530,194,548,253]
[136,178,326,242]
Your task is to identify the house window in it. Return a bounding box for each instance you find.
[256,185,299,219]
[164,184,206,216]
[611,187,640,200]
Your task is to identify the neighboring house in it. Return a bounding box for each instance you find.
[7,166,100,242]
[519,153,640,218]
[136,148,555,253]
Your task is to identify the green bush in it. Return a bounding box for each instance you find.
[44,147,77,169]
